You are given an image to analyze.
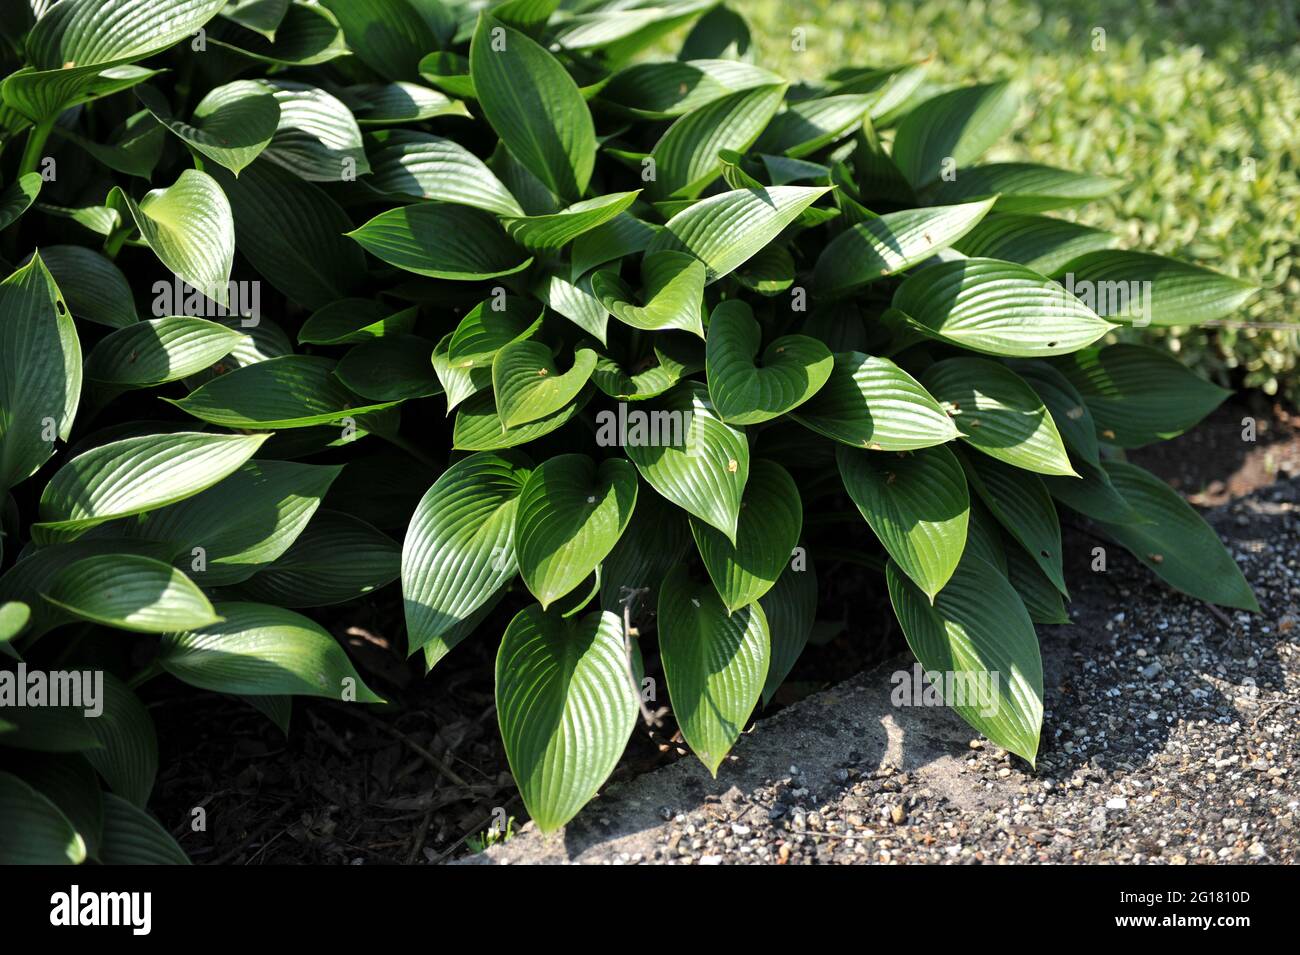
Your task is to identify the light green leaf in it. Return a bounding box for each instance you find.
[453,387,590,451]
[658,566,769,776]
[705,300,833,425]
[892,257,1112,357]
[365,130,524,216]
[0,601,30,644]
[403,451,532,661]
[624,383,749,542]
[33,432,267,544]
[886,552,1042,764]
[262,81,369,182]
[108,169,235,307]
[493,341,598,429]
[207,3,350,66]
[84,317,243,388]
[515,455,638,608]
[592,250,706,337]
[813,199,994,297]
[791,351,957,451]
[348,203,531,280]
[137,80,280,175]
[1098,462,1258,612]
[647,185,832,283]
[592,336,703,402]
[496,606,639,831]
[838,443,969,601]
[44,554,219,633]
[690,459,802,612]
[470,14,596,201]
[922,357,1076,476]
[0,253,82,493]
[503,191,640,251]
[159,602,384,701]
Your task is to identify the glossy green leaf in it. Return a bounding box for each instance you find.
[755,93,876,158]
[44,554,219,633]
[84,317,243,388]
[159,602,384,701]
[953,212,1118,277]
[33,432,267,543]
[791,351,957,451]
[838,443,969,600]
[705,300,833,425]
[496,606,639,831]
[515,455,638,608]
[813,198,994,297]
[320,0,444,80]
[0,253,82,493]
[624,383,749,542]
[886,552,1042,764]
[931,163,1122,213]
[348,203,531,280]
[891,81,1020,188]
[1052,344,1231,448]
[592,250,706,337]
[658,567,769,776]
[647,185,833,283]
[453,387,590,451]
[298,300,417,346]
[262,81,369,182]
[137,80,279,174]
[168,355,397,429]
[365,130,523,216]
[109,169,235,307]
[493,341,598,429]
[690,459,802,612]
[892,257,1112,357]
[922,357,1076,476]
[503,191,640,251]
[470,15,596,201]
[600,59,783,119]
[403,452,532,660]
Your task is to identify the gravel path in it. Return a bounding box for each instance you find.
[465,478,1299,865]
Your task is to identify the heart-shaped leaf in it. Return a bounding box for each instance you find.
[922,357,1076,476]
[705,300,833,425]
[403,452,532,661]
[690,459,802,612]
[109,169,235,307]
[886,552,1043,764]
[515,455,638,609]
[892,257,1112,357]
[838,443,969,600]
[791,351,958,450]
[592,250,706,337]
[496,606,639,831]
[493,341,598,429]
[453,387,591,451]
[624,383,749,542]
[658,567,769,776]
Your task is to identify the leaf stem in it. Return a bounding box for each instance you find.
[18,116,55,178]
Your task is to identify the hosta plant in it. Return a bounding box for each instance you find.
[0,0,1261,861]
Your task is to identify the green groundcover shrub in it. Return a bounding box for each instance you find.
[0,0,1262,862]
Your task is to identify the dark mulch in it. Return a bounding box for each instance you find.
[148,396,1300,864]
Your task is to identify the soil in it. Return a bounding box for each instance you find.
[148,396,1300,864]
